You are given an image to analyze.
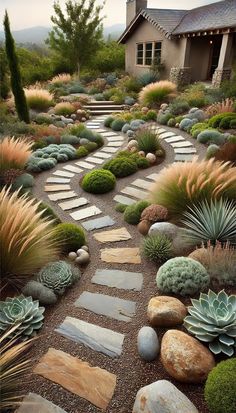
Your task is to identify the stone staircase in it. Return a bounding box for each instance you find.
[84,100,124,116]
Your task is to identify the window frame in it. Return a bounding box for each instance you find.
[135,41,162,67]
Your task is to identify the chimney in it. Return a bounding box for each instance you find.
[126,0,148,26]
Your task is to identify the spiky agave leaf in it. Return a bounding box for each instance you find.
[184,290,236,356]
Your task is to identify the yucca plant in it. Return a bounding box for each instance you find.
[0,326,34,411]
[0,136,33,172]
[0,187,59,289]
[142,234,172,263]
[139,80,177,107]
[24,87,54,110]
[182,199,236,245]
[184,290,236,357]
[136,128,161,154]
[150,159,236,219]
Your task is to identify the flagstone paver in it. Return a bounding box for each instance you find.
[171,141,194,148]
[92,269,143,291]
[53,170,74,178]
[101,147,119,153]
[165,136,185,143]
[93,151,112,159]
[121,186,148,200]
[75,161,95,169]
[175,154,196,162]
[100,132,118,137]
[93,227,131,243]
[131,178,153,190]
[146,173,159,181]
[48,191,77,202]
[16,393,67,413]
[56,317,124,358]
[106,136,124,142]
[107,141,124,147]
[75,292,136,322]
[82,215,115,231]
[46,177,71,184]
[85,156,104,164]
[70,205,102,221]
[113,195,136,205]
[58,197,89,211]
[101,247,141,264]
[34,348,116,410]
[174,147,197,154]
[44,185,71,192]
[63,165,83,173]
[159,131,176,139]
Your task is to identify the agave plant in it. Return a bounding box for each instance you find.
[37,260,80,295]
[0,295,45,339]
[182,198,236,245]
[184,290,236,357]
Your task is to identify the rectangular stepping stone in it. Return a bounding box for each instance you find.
[121,186,148,200]
[87,122,101,125]
[48,191,77,202]
[165,136,185,143]
[63,165,83,173]
[34,348,116,410]
[159,131,176,139]
[131,178,153,190]
[58,197,88,211]
[156,128,166,134]
[85,156,104,164]
[87,125,100,129]
[75,292,136,322]
[93,227,131,243]
[70,205,102,221]
[75,161,95,169]
[114,195,136,205]
[107,141,123,147]
[82,215,115,231]
[16,393,67,413]
[44,185,71,192]
[93,129,106,133]
[101,247,141,264]
[174,147,197,154]
[101,147,119,153]
[46,177,70,184]
[171,141,193,148]
[56,317,124,358]
[101,132,118,136]
[147,173,159,181]
[53,170,74,178]
[93,151,111,159]
[175,154,195,162]
[106,136,124,142]
[92,269,143,291]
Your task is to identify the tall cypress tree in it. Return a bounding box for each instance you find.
[3,11,29,123]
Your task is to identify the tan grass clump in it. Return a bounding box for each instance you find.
[50,73,72,85]
[0,137,33,172]
[54,101,75,116]
[149,158,236,218]
[24,87,54,110]
[206,98,235,117]
[0,187,59,288]
[139,80,177,107]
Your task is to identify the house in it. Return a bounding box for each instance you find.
[119,0,236,87]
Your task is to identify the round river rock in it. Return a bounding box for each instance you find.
[137,326,159,362]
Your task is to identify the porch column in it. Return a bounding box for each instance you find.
[170,38,192,87]
[212,33,233,87]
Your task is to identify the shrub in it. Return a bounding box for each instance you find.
[54,102,75,116]
[0,187,59,287]
[85,142,98,152]
[181,83,206,107]
[208,112,235,128]
[0,295,44,339]
[124,200,150,225]
[55,223,85,254]
[206,144,220,159]
[22,281,57,305]
[76,146,89,158]
[214,142,236,165]
[150,159,236,219]
[169,100,190,115]
[230,119,236,128]
[157,113,172,125]
[80,128,95,141]
[68,83,85,94]
[219,115,236,129]
[37,201,61,225]
[35,113,52,125]
[156,257,210,296]
[145,109,157,121]
[139,80,177,107]
[205,359,236,413]
[50,73,71,85]
[111,119,126,131]
[179,118,197,131]
[136,156,150,169]
[136,129,161,153]
[138,72,159,86]
[182,199,236,245]
[197,130,225,145]
[24,87,53,110]
[103,157,138,178]
[167,118,176,127]
[67,123,85,136]
[190,122,214,139]
[142,235,172,263]
[82,169,116,194]
[0,136,33,172]
[115,203,127,213]
[184,290,236,356]
[141,204,168,223]
[60,134,80,145]
[11,172,34,190]
[37,260,80,295]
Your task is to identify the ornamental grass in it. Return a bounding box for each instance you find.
[24,87,54,110]
[54,102,75,116]
[0,136,33,172]
[50,73,72,85]
[0,187,59,289]
[139,80,177,107]
[149,159,236,219]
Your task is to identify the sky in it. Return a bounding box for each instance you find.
[0,0,222,30]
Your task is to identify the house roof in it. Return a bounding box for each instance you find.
[119,0,236,43]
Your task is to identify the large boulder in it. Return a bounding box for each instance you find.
[147,296,187,327]
[161,330,215,383]
[132,380,199,413]
[137,327,159,362]
[148,222,179,240]
[148,223,192,255]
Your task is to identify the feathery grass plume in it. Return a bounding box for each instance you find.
[139,80,177,107]
[0,325,35,411]
[54,102,75,116]
[0,136,33,172]
[0,187,59,289]
[24,87,54,110]
[50,73,72,85]
[206,98,235,117]
[149,159,236,219]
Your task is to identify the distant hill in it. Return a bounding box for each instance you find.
[0,23,126,45]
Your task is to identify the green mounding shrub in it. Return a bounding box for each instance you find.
[37,201,61,225]
[81,169,116,194]
[197,130,225,145]
[136,156,150,169]
[111,91,126,105]
[22,281,57,305]
[37,260,80,295]
[115,203,127,213]
[206,144,220,159]
[60,135,80,145]
[136,129,161,154]
[103,157,138,178]
[184,290,236,357]
[142,235,172,263]
[181,83,206,107]
[167,118,176,127]
[156,257,210,296]
[68,83,85,94]
[182,199,236,245]
[174,115,184,124]
[11,172,34,191]
[76,146,89,158]
[84,142,98,152]
[79,128,95,141]
[157,113,172,125]
[94,93,105,101]
[208,112,235,128]
[190,122,211,138]
[205,359,236,413]
[89,133,104,147]
[27,144,77,172]
[228,135,236,143]
[67,123,86,137]
[139,80,177,107]
[111,119,126,131]
[230,119,236,128]
[122,123,131,134]
[123,76,141,93]
[219,115,236,129]
[124,200,151,225]
[124,96,135,106]
[35,113,52,125]
[55,223,85,254]
[145,110,158,121]
[169,100,190,115]
[0,295,45,339]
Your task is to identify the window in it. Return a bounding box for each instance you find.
[136,41,162,66]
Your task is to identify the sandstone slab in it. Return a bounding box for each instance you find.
[34,348,116,410]
[174,154,195,162]
[137,327,160,362]
[93,227,131,243]
[44,185,71,192]
[82,215,115,231]
[101,147,119,153]
[107,141,123,147]
[159,131,176,139]
[174,147,197,154]
[56,316,124,358]
[85,156,104,164]
[70,205,102,221]
[165,136,185,143]
[101,248,141,264]
[106,136,124,142]
[113,195,136,205]
[46,177,71,184]
[63,165,83,173]
[171,141,193,148]
[53,170,74,178]
[121,186,148,200]
[147,296,187,327]
[147,173,158,181]
[93,152,111,159]
[75,161,95,169]
[75,292,136,322]
[58,197,88,211]
[48,191,77,201]
[92,269,143,291]
[16,393,67,413]
[132,179,153,190]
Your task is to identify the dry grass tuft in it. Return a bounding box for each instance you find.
[0,136,33,172]
[206,98,235,117]
[24,87,54,110]
[50,73,72,85]
[139,80,177,107]
[54,101,75,116]
[0,187,59,288]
